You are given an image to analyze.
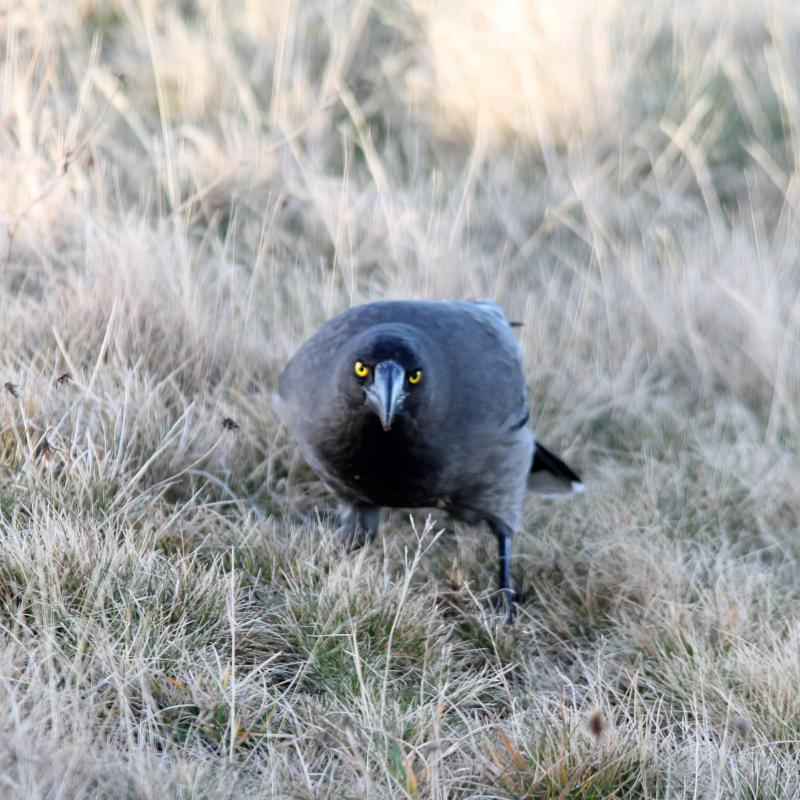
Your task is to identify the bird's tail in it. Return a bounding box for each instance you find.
[528,441,584,496]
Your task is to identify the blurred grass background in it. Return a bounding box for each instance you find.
[2,0,800,797]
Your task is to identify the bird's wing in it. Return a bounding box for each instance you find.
[466,298,513,326]
[432,300,530,431]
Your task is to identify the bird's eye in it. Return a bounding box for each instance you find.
[408,369,423,385]
[354,360,369,378]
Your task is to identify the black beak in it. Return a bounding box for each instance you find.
[365,360,406,431]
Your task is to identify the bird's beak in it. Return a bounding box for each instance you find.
[366,360,406,431]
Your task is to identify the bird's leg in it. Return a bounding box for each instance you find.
[489,520,517,622]
[339,502,380,551]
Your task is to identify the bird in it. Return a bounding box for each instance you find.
[275,299,583,619]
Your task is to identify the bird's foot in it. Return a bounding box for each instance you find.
[490,589,518,624]
[340,527,376,553]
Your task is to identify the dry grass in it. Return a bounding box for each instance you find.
[2,0,800,796]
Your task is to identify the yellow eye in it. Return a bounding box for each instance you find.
[354,360,369,378]
[408,369,422,385]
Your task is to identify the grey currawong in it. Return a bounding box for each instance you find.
[275,299,583,619]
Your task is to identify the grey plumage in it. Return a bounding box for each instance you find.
[276,299,582,618]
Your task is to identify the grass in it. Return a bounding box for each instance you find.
[2,0,800,796]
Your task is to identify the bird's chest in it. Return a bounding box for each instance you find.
[315,417,441,507]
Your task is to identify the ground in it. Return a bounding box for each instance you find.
[2,1,800,797]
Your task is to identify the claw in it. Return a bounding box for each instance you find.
[491,589,518,623]
[341,527,373,552]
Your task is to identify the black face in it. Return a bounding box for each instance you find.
[338,328,430,432]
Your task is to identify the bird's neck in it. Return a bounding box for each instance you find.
[314,409,441,507]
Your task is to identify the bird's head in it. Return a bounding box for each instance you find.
[338,324,432,432]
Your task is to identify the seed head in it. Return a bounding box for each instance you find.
[34,436,54,461]
[587,709,606,739]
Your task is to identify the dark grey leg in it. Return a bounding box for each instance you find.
[339,502,380,551]
[489,520,516,622]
